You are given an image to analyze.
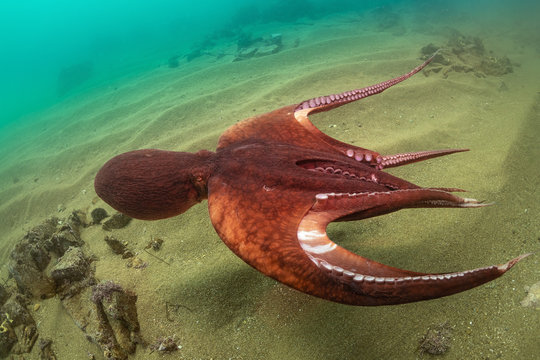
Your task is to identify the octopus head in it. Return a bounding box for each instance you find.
[94,149,214,220]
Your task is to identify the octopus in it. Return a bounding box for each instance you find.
[94,54,529,306]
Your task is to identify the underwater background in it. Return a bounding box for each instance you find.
[0,0,539,359]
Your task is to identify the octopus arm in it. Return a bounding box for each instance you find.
[207,173,529,305]
[217,54,464,169]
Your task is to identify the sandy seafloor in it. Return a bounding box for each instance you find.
[0,9,539,360]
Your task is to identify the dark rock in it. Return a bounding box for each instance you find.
[11,238,49,271]
[50,247,89,284]
[26,219,58,243]
[0,284,8,305]
[21,220,59,271]
[104,236,128,255]
[64,281,141,359]
[102,289,139,332]
[8,217,88,299]
[102,213,132,231]
[47,227,84,257]
[9,241,56,299]
[121,250,134,259]
[67,209,88,229]
[38,338,57,359]
[8,262,55,299]
[0,319,17,357]
[63,286,129,360]
[91,208,109,224]
[28,243,50,272]
[10,323,38,354]
[102,289,140,354]
[1,293,34,328]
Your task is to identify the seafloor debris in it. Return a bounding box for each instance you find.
[102,213,132,231]
[420,31,514,78]
[145,236,164,251]
[149,335,182,353]
[126,257,148,269]
[418,322,453,355]
[521,281,540,310]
